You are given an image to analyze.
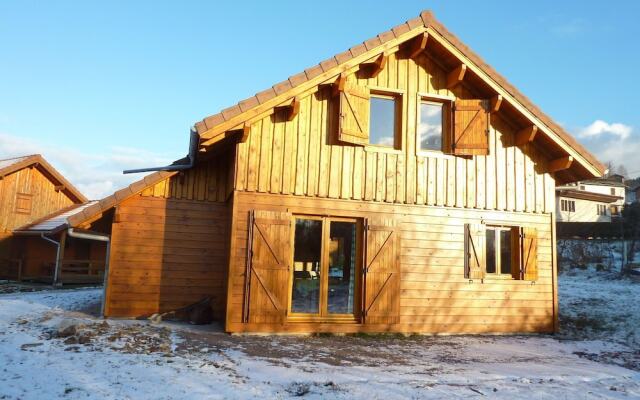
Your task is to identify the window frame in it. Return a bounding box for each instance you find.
[416,93,453,157]
[597,204,607,216]
[484,225,515,279]
[366,87,404,153]
[14,193,33,215]
[287,215,363,323]
[561,199,575,212]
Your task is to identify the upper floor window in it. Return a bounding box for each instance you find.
[369,93,400,148]
[580,185,585,191]
[610,188,616,196]
[418,100,446,152]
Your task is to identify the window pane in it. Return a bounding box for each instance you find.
[291,219,322,314]
[370,96,396,147]
[500,230,512,275]
[419,102,443,151]
[327,221,357,314]
[486,230,496,274]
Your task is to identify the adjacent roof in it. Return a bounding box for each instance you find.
[66,171,177,228]
[556,189,621,204]
[13,201,99,235]
[193,10,605,181]
[578,177,627,188]
[0,154,87,203]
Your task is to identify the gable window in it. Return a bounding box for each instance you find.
[418,100,446,152]
[597,204,607,216]
[561,199,575,212]
[465,223,538,281]
[369,93,400,148]
[15,193,32,215]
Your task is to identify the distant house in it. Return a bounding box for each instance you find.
[0,155,106,283]
[556,176,626,222]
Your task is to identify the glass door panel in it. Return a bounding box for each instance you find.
[291,218,322,314]
[327,221,357,314]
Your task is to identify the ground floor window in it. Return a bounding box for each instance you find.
[485,226,513,276]
[291,216,360,319]
[561,199,575,212]
[597,204,607,216]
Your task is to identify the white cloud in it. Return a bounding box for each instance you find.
[575,120,640,176]
[0,133,177,199]
[579,120,632,140]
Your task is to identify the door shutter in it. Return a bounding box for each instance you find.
[363,217,400,325]
[451,99,490,155]
[465,223,486,280]
[338,81,370,145]
[244,210,292,324]
[521,227,538,281]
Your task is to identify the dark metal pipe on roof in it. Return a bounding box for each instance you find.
[122,128,199,174]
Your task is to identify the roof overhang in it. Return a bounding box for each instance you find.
[557,189,621,203]
[193,10,605,184]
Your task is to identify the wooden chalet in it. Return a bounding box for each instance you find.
[66,11,605,334]
[0,154,104,282]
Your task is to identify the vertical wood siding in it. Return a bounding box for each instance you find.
[0,167,77,233]
[233,53,556,211]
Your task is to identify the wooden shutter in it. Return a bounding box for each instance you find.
[244,210,292,324]
[338,81,370,145]
[15,193,33,215]
[363,217,400,325]
[510,226,521,280]
[521,227,538,281]
[465,223,486,280]
[451,99,490,155]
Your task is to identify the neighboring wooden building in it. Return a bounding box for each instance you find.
[66,11,605,334]
[0,154,88,279]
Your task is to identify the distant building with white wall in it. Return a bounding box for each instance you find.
[556,175,625,222]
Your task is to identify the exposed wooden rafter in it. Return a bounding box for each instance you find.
[549,155,574,172]
[490,95,503,113]
[333,73,347,96]
[407,32,428,59]
[514,125,538,146]
[361,53,388,78]
[275,97,301,121]
[446,64,467,89]
[54,185,65,192]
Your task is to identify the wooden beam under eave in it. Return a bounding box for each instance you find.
[446,64,467,89]
[275,97,300,121]
[333,73,347,96]
[407,32,429,59]
[549,155,574,172]
[239,123,251,142]
[514,125,538,146]
[490,95,503,113]
[367,53,388,78]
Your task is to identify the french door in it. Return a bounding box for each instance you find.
[288,216,362,321]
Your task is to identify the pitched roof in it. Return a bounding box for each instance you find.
[0,154,87,203]
[194,10,604,181]
[65,170,177,228]
[13,201,100,235]
[556,189,621,203]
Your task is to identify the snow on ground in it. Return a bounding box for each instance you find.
[1,273,640,399]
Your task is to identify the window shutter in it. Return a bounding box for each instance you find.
[338,81,370,145]
[363,217,400,325]
[245,210,292,324]
[510,226,521,280]
[451,99,490,155]
[521,227,538,281]
[465,223,486,280]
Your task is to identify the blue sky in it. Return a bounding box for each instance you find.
[1,1,638,197]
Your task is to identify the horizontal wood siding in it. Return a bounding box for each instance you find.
[233,52,556,213]
[227,192,554,334]
[105,158,234,318]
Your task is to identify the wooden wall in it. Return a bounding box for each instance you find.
[227,192,554,334]
[233,52,555,213]
[104,158,232,318]
[0,166,77,232]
